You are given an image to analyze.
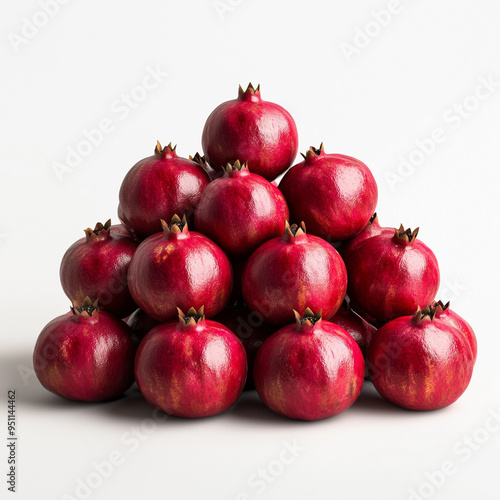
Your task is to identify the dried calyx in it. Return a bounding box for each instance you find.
[413,305,438,322]
[301,143,324,161]
[177,306,205,326]
[284,221,307,238]
[394,224,419,243]
[71,297,99,317]
[238,83,260,97]
[154,141,177,157]
[433,300,451,312]
[369,213,378,224]
[189,152,207,166]
[84,219,112,239]
[160,214,188,235]
[222,159,248,174]
[294,308,322,327]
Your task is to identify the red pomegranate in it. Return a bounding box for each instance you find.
[60,219,139,318]
[213,300,275,390]
[338,213,393,262]
[195,161,290,256]
[202,83,298,181]
[254,309,365,420]
[33,298,137,401]
[126,308,161,342]
[368,307,474,410]
[127,215,232,321]
[242,222,347,326]
[279,144,378,242]
[118,142,210,238]
[135,307,247,418]
[346,225,440,326]
[432,300,477,364]
[331,300,376,358]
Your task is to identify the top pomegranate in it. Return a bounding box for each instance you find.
[202,83,298,181]
[279,144,378,242]
[60,219,139,318]
[346,226,440,326]
[194,160,290,256]
[432,300,477,364]
[118,142,210,238]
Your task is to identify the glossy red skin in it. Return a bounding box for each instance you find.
[118,148,210,238]
[33,311,137,401]
[202,89,298,181]
[432,304,477,364]
[279,151,378,241]
[135,319,247,417]
[195,168,289,256]
[331,304,376,358]
[254,319,365,420]
[367,316,474,410]
[60,229,139,318]
[346,233,440,326]
[213,302,275,390]
[338,215,393,262]
[127,228,232,321]
[242,232,347,326]
[126,308,161,342]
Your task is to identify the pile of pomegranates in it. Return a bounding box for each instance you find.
[33,83,476,420]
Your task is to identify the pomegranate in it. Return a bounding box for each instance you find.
[368,307,474,410]
[254,308,364,420]
[346,225,440,326]
[432,300,477,364]
[127,308,161,342]
[127,215,232,321]
[331,300,376,359]
[33,298,137,401]
[202,83,298,181]
[60,219,139,318]
[135,307,247,418]
[118,142,210,238]
[279,144,378,242]
[338,213,393,262]
[195,160,290,256]
[242,222,347,326]
[213,300,275,390]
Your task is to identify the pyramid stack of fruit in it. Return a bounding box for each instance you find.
[33,84,477,420]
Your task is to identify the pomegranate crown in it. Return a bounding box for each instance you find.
[189,152,207,166]
[369,212,378,224]
[84,219,112,238]
[154,141,177,158]
[413,305,440,322]
[284,220,307,238]
[160,214,189,235]
[433,299,451,312]
[238,82,260,97]
[301,143,324,161]
[177,306,205,326]
[293,308,322,328]
[71,297,99,318]
[222,159,248,174]
[394,224,419,243]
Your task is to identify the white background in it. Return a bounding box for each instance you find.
[1,1,500,499]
